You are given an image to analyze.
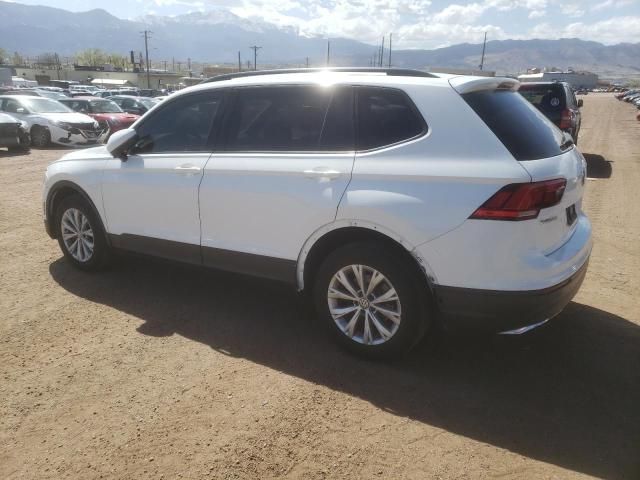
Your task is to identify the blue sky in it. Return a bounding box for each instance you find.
[13,0,640,48]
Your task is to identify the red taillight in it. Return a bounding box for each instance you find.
[560,109,573,130]
[470,179,567,221]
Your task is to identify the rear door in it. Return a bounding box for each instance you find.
[198,84,355,282]
[460,84,586,254]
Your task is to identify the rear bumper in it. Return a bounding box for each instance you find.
[435,256,589,333]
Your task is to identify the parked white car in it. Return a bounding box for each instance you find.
[42,69,592,358]
[0,95,106,147]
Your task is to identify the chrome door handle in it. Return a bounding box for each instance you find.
[174,164,201,174]
[303,168,341,180]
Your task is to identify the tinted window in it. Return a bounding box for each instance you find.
[134,92,222,153]
[519,84,566,112]
[225,86,353,151]
[357,87,425,150]
[463,90,570,161]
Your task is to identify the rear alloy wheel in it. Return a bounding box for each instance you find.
[55,194,110,271]
[314,242,429,358]
[328,265,402,346]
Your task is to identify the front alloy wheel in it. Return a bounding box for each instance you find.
[60,208,94,262]
[55,193,110,271]
[328,265,402,345]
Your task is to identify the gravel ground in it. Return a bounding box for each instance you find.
[1,93,639,480]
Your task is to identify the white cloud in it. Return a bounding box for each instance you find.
[432,3,485,24]
[591,0,634,11]
[560,3,585,17]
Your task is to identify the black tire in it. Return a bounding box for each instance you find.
[31,125,50,148]
[313,242,430,359]
[55,194,110,271]
[8,132,30,153]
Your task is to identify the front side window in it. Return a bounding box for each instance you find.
[134,92,223,154]
[356,87,426,150]
[224,85,354,152]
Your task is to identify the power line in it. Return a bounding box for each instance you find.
[249,45,261,71]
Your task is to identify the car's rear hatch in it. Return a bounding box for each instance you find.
[451,76,586,254]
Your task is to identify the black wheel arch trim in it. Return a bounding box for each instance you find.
[45,180,109,244]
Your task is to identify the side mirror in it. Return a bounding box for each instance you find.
[106,128,138,160]
[578,99,583,108]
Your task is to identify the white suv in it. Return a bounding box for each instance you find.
[43,69,592,358]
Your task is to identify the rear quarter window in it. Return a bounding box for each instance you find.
[356,87,426,150]
[462,89,568,161]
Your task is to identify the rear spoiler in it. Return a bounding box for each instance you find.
[449,76,520,95]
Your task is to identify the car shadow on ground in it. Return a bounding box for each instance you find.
[49,256,640,479]
[0,148,30,157]
[583,153,613,179]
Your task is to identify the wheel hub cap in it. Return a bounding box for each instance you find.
[327,264,401,346]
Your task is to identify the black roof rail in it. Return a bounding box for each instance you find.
[200,67,436,84]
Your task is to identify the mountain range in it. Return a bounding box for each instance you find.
[1,1,638,78]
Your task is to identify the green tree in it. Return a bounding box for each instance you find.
[75,48,108,67]
[107,53,128,70]
[12,52,25,66]
[0,48,7,64]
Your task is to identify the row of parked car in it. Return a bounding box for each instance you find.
[0,92,161,151]
[615,89,640,122]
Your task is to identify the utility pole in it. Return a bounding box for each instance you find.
[326,40,330,66]
[380,36,385,67]
[163,60,167,72]
[187,57,191,71]
[306,57,309,68]
[172,57,175,72]
[388,33,392,68]
[141,30,152,89]
[479,31,487,71]
[249,45,261,71]
[238,51,241,71]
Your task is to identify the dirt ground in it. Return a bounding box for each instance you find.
[1,94,639,480]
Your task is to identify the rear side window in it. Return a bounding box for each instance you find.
[356,87,426,150]
[225,86,354,152]
[462,90,567,161]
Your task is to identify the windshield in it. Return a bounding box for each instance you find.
[36,90,68,100]
[22,98,72,113]
[138,98,158,109]
[89,100,123,113]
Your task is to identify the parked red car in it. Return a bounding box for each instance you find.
[59,97,139,137]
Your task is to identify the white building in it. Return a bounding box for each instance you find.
[518,71,598,89]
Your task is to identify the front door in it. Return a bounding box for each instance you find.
[102,90,225,263]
